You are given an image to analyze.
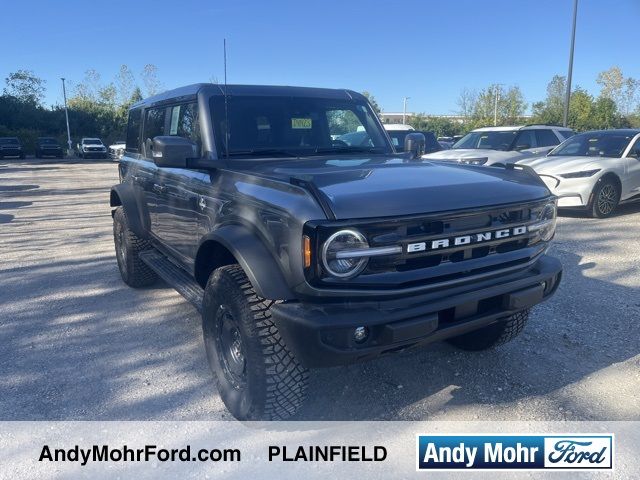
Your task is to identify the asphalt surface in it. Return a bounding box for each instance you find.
[0,158,638,421]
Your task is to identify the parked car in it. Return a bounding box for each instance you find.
[438,141,452,150]
[109,140,126,160]
[517,129,640,217]
[423,125,574,166]
[386,128,442,154]
[77,138,107,159]
[35,137,64,158]
[0,137,25,159]
[111,83,561,421]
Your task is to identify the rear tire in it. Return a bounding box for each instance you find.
[590,177,619,218]
[202,265,308,420]
[447,309,529,351]
[113,207,158,287]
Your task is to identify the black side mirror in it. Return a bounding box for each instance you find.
[404,132,426,159]
[152,136,197,168]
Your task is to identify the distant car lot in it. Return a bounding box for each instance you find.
[0,159,638,421]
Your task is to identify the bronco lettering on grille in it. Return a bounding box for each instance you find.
[406,225,528,253]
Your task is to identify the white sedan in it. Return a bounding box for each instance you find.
[517,129,640,217]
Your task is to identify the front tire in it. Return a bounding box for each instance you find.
[112,207,158,287]
[590,178,619,218]
[202,265,308,420]
[447,309,529,351]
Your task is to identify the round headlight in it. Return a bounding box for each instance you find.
[321,229,369,279]
[534,202,557,242]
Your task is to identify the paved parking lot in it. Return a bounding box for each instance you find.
[0,159,638,421]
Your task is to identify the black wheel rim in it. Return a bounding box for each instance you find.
[597,184,616,215]
[215,305,246,388]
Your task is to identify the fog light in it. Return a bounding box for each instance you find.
[354,326,369,343]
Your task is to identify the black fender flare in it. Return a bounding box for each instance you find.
[110,183,148,238]
[199,225,295,301]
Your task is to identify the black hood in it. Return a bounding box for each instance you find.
[248,156,551,219]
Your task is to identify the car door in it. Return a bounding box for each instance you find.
[148,103,202,264]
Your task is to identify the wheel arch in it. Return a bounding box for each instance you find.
[110,183,148,238]
[195,225,295,301]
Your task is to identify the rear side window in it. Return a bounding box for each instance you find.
[513,130,536,150]
[536,129,561,147]
[168,103,201,154]
[142,107,167,157]
[125,109,142,152]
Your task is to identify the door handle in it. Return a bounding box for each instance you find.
[152,183,166,194]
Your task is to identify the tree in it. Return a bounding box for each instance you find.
[531,75,566,125]
[567,87,594,131]
[592,96,620,130]
[596,66,638,115]
[457,88,477,119]
[141,64,162,96]
[3,70,46,106]
[408,115,464,137]
[362,91,381,115]
[115,65,135,106]
[460,84,527,127]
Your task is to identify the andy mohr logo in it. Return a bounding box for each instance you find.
[416,434,613,471]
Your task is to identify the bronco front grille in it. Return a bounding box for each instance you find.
[308,199,552,289]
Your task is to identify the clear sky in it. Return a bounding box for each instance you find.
[2,0,639,114]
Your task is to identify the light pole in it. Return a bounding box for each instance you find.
[402,97,410,125]
[563,0,578,127]
[61,78,72,156]
[493,84,503,126]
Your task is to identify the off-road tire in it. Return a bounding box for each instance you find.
[590,178,619,218]
[113,207,158,287]
[202,265,308,420]
[447,309,530,351]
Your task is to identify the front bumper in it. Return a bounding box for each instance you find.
[82,150,107,158]
[540,174,595,208]
[272,254,562,368]
[0,148,23,156]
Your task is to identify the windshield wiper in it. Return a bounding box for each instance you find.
[226,148,299,158]
[313,146,386,154]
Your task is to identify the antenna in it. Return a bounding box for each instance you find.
[223,39,229,160]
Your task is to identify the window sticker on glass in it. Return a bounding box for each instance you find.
[170,106,181,135]
[291,118,312,129]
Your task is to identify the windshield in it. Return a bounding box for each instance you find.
[84,139,102,145]
[549,132,634,158]
[210,96,390,158]
[452,130,518,151]
[0,138,19,145]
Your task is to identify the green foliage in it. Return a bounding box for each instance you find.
[0,66,161,152]
[530,69,639,131]
[3,70,46,107]
[408,115,465,137]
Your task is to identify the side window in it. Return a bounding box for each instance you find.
[142,107,167,158]
[628,137,640,157]
[513,130,536,150]
[536,129,561,147]
[168,103,202,154]
[125,108,142,152]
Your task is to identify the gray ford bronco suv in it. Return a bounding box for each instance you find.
[111,84,562,420]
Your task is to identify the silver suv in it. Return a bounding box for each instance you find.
[422,125,574,166]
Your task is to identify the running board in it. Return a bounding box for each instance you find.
[139,250,204,313]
